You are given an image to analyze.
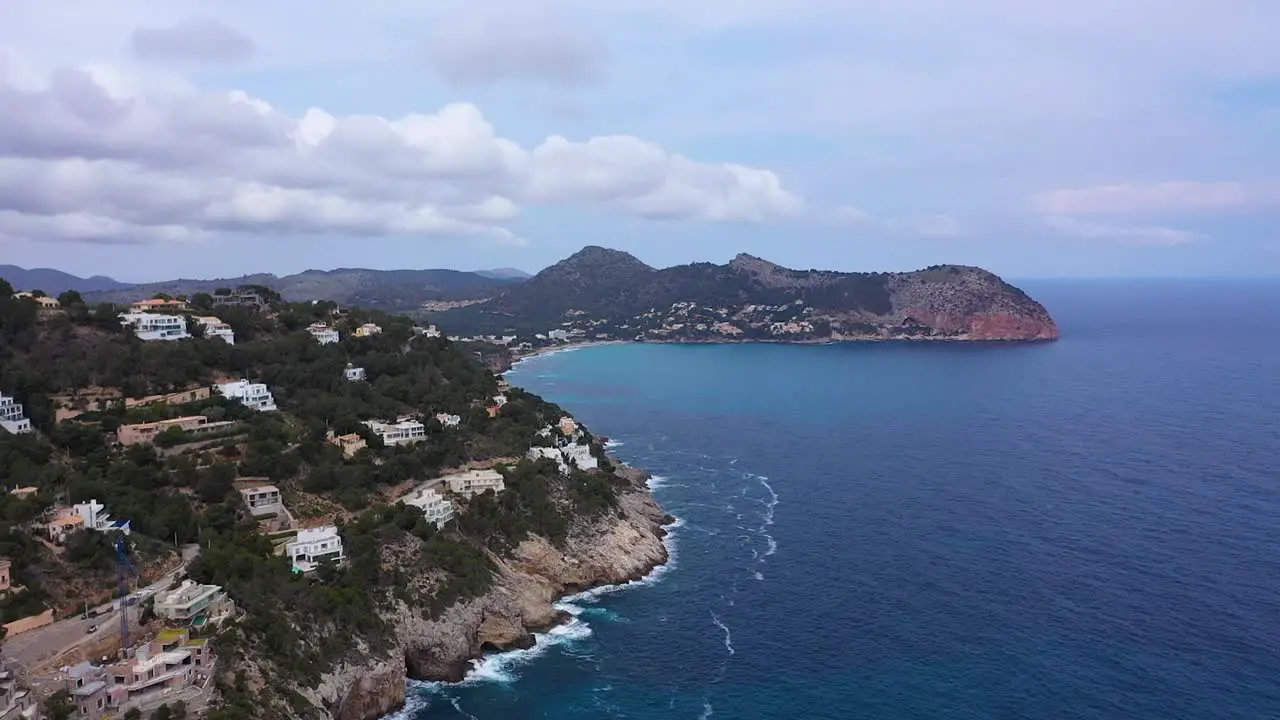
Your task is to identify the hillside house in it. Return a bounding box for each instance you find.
[286,525,345,573]
[153,580,235,624]
[344,364,366,382]
[215,380,277,412]
[527,442,598,474]
[73,499,131,535]
[434,413,461,428]
[363,418,426,446]
[557,417,578,436]
[119,312,191,341]
[128,298,189,313]
[353,323,382,337]
[404,487,454,527]
[0,662,38,719]
[326,430,367,458]
[193,316,235,344]
[0,394,31,435]
[238,485,284,517]
[307,322,339,344]
[45,509,85,543]
[116,415,236,446]
[444,469,505,497]
[65,660,109,718]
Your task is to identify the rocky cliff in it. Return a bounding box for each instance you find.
[297,469,671,719]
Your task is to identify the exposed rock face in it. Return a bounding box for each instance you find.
[309,474,670,719]
[886,267,1060,340]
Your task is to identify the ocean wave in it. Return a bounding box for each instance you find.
[699,701,715,719]
[710,612,735,656]
[461,617,594,685]
[647,475,668,489]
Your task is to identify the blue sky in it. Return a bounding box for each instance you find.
[0,0,1278,281]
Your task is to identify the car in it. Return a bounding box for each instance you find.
[86,624,98,634]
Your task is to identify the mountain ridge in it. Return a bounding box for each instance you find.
[431,248,1059,342]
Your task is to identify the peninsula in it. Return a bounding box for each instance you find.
[428,247,1060,348]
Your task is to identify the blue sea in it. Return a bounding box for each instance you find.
[402,279,1280,720]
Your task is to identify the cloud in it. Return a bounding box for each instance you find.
[129,17,255,64]
[1045,216,1199,247]
[1035,182,1280,216]
[424,6,607,87]
[0,63,799,246]
[832,205,963,238]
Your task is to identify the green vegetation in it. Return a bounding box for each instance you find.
[1,276,622,719]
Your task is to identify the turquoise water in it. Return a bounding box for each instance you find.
[403,279,1280,720]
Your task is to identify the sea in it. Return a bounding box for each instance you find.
[397,278,1280,720]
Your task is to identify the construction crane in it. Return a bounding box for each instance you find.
[115,535,137,654]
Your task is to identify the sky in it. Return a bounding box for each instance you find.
[1,0,1278,282]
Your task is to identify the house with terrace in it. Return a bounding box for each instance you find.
[0,393,31,435]
[193,316,235,344]
[119,312,191,341]
[215,379,277,412]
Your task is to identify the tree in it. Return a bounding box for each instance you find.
[0,278,12,296]
[42,690,76,720]
[124,708,143,720]
[192,292,214,310]
[58,289,84,307]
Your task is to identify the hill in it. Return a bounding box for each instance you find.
[0,265,132,295]
[474,267,532,280]
[79,267,523,312]
[0,278,665,720]
[430,247,1060,342]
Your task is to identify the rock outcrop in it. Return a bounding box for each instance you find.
[305,471,670,719]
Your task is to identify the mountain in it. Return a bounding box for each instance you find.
[0,265,132,295]
[80,267,524,311]
[475,267,533,280]
[430,246,1059,342]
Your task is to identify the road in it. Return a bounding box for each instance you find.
[3,543,201,672]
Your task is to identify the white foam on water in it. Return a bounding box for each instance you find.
[754,571,764,581]
[605,439,625,449]
[449,697,480,720]
[647,475,668,489]
[699,700,715,719]
[710,612,735,656]
[458,616,595,685]
[756,475,779,558]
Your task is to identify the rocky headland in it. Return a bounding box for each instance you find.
[294,465,671,720]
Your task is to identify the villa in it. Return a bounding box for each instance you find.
[527,442,599,474]
[128,298,188,313]
[558,417,578,436]
[45,509,85,543]
[444,469,505,497]
[353,323,382,337]
[344,364,366,382]
[0,393,32,435]
[327,430,367,458]
[193,316,235,344]
[403,487,454,527]
[363,418,426,447]
[434,413,461,428]
[116,415,237,446]
[238,485,284,517]
[215,380,278,412]
[72,499,131,535]
[119,312,191,341]
[307,323,340,344]
[153,580,235,624]
[285,525,345,573]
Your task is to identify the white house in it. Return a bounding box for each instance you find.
[434,413,461,428]
[548,329,570,341]
[286,525,344,573]
[492,394,508,407]
[153,580,235,623]
[119,312,191,341]
[72,499,131,535]
[527,443,598,474]
[563,443,599,472]
[194,316,235,345]
[353,323,382,337]
[0,394,32,435]
[216,380,278,412]
[404,487,454,527]
[363,418,426,446]
[344,364,366,382]
[238,485,284,517]
[307,323,340,344]
[444,469,505,497]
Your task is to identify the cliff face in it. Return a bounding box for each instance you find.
[303,474,670,719]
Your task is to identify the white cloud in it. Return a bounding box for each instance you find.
[1045,216,1199,247]
[1035,181,1280,216]
[0,61,799,245]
